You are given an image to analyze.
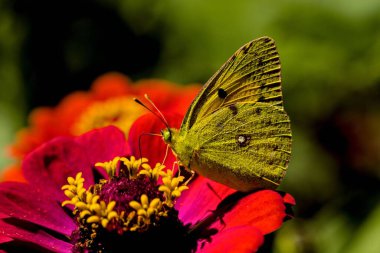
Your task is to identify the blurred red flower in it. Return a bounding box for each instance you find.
[1,72,201,182]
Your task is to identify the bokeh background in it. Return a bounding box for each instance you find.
[1,0,380,252]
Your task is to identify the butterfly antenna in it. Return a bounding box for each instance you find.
[138,132,162,160]
[133,95,172,165]
[144,94,170,128]
[133,95,170,129]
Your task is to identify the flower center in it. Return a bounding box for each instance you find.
[62,156,196,252]
[71,97,145,136]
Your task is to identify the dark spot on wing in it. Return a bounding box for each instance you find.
[255,108,262,115]
[229,104,238,115]
[257,57,264,67]
[236,134,251,147]
[265,119,272,127]
[258,96,265,102]
[218,88,228,99]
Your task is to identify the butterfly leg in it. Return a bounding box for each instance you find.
[183,169,195,186]
[172,160,179,174]
[162,144,170,165]
[175,162,195,185]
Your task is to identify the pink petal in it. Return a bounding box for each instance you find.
[0,236,12,243]
[75,125,128,166]
[198,226,264,253]
[22,136,92,200]
[0,182,76,236]
[0,218,72,253]
[176,175,235,225]
[75,126,129,179]
[22,126,127,200]
[211,190,291,235]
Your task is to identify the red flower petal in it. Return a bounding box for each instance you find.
[128,113,183,168]
[0,218,72,252]
[132,79,200,115]
[176,175,235,225]
[212,190,292,235]
[198,226,264,253]
[0,164,26,183]
[4,73,200,183]
[0,182,76,236]
[53,92,93,133]
[283,192,296,205]
[91,72,132,99]
[178,175,294,245]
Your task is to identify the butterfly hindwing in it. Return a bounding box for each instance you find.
[185,102,291,191]
[181,36,283,133]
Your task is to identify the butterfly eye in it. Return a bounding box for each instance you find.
[161,128,172,142]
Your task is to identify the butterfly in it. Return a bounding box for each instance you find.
[160,36,292,192]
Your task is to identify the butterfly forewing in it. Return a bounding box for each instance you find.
[181,36,283,132]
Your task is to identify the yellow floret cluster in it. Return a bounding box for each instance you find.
[61,156,189,233]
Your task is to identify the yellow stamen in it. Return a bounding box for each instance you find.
[95,156,122,177]
[62,157,190,236]
[159,170,189,208]
[120,156,148,179]
[61,172,118,229]
[128,194,163,232]
[138,162,166,181]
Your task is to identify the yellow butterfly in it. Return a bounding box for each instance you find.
[148,37,291,192]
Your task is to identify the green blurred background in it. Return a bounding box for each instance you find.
[1,0,380,252]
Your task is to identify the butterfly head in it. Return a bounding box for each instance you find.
[161,128,172,144]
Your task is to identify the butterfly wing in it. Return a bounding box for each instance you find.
[185,102,291,192]
[181,36,283,133]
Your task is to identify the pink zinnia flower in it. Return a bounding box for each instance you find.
[0,113,294,252]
